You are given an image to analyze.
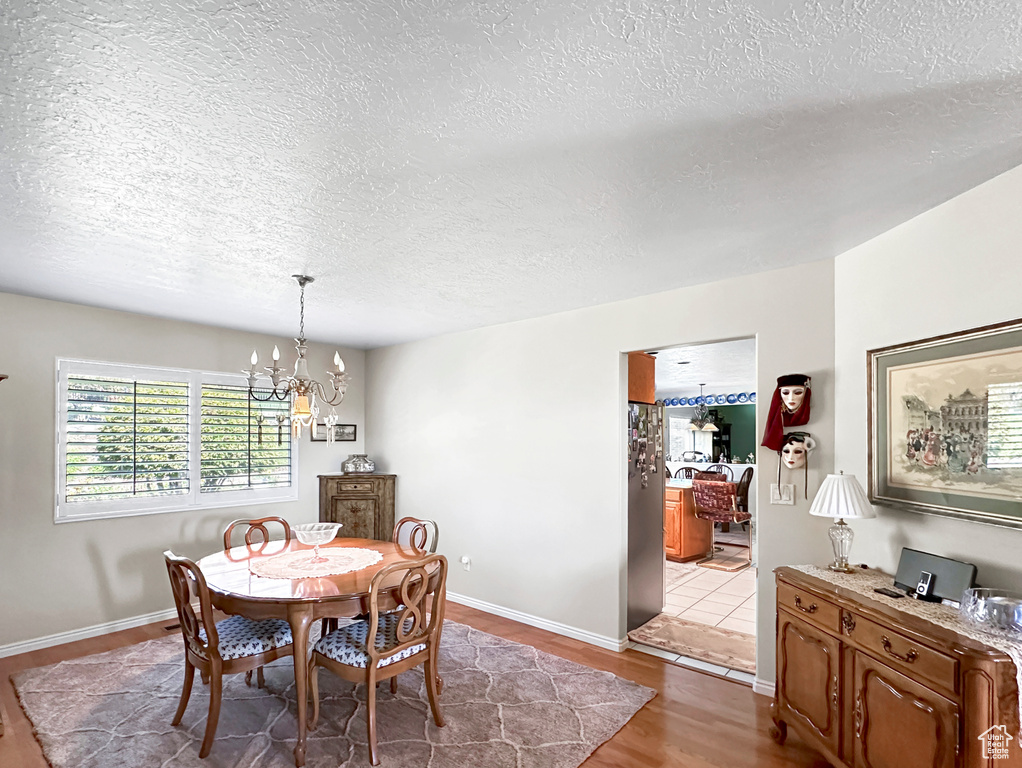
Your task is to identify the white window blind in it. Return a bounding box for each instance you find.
[64,374,190,501]
[200,385,292,492]
[57,360,299,522]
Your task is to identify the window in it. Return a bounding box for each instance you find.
[987,381,1022,469]
[57,360,298,522]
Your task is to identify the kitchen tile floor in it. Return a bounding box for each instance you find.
[665,556,756,635]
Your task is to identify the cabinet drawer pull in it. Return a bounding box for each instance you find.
[842,614,856,635]
[793,595,818,614]
[881,635,918,663]
[854,691,864,738]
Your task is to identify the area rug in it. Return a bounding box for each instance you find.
[12,620,655,768]
[628,615,756,674]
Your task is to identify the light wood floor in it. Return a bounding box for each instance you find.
[0,603,830,768]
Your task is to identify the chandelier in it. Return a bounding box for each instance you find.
[688,384,719,432]
[243,275,350,439]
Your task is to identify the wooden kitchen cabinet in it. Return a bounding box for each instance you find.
[318,474,396,541]
[664,485,712,562]
[772,567,1021,768]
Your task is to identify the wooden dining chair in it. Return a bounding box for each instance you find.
[164,551,295,758]
[309,554,448,766]
[222,516,292,551]
[392,516,440,554]
[704,464,734,481]
[674,466,698,479]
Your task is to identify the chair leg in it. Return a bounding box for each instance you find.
[199,671,223,759]
[245,670,253,686]
[366,670,379,766]
[257,666,265,688]
[172,660,195,726]
[390,675,397,694]
[424,655,445,728]
[308,661,320,731]
[201,670,210,685]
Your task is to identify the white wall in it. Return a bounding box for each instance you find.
[0,292,365,648]
[366,260,836,677]
[834,164,1022,592]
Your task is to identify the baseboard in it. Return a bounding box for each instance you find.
[753,677,776,698]
[447,591,628,652]
[0,607,179,659]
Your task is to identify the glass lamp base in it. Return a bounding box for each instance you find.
[827,518,856,573]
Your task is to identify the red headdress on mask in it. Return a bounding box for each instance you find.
[761,374,812,452]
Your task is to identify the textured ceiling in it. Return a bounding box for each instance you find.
[653,338,756,400]
[2,1,1022,348]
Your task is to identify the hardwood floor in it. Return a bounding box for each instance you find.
[0,603,830,767]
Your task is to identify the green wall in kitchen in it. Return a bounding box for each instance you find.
[713,404,756,459]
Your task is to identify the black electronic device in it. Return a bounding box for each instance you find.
[893,548,977,604]
[873,587,905,599]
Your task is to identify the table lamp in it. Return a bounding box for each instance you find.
[809,471,876,573]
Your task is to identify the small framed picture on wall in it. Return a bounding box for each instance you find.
[310,422,357,442]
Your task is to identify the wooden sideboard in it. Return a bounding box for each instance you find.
[664,484,712,562]
[318,474,396,541]
[772,566,1021,768]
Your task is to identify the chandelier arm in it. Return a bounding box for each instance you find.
[310,379,346,407]
[248,387,278,402]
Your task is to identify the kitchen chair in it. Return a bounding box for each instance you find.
[691,479,751,572]
[222,516,292,551]
[736,466,754,513]
[674,466,698,479]
[392,516,440,554]
[309,554,448,766]
[704,464,734,481]
[164,551,294,758]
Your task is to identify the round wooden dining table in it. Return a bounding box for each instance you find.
[197,536,430,767]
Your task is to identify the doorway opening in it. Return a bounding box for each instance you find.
[628,337,758,681]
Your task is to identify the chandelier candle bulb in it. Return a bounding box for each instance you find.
[272,345,280,361]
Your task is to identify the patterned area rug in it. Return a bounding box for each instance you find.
[12,621,655,768]
[628,615,756,674]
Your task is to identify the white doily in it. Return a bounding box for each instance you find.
[791,565,1022,734]
[249,548,383,579]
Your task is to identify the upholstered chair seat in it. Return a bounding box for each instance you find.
[198,616,293,661]
[315,613,426,669]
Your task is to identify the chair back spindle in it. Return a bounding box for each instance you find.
[392,516,439,554]
[223,516,292,551]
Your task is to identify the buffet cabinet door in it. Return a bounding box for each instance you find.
[777,611,842,758]
[852,651,958,768]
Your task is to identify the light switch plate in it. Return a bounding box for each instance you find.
[770,483,795,505]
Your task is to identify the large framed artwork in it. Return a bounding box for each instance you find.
[868,318,1022,529]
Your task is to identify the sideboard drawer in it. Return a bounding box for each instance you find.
[845,612,958,694]
[338,480,376,493]
[777,580,840,633]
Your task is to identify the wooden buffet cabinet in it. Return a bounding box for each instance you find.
[772,567,1021,768]
[318,474,396,541]
[664,484,712,562]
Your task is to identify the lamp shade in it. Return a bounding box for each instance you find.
[809,472,876,520]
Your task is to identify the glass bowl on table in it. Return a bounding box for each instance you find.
[960,588,1022,637]
[292,523,342,564]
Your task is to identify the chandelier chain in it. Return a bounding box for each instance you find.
[299,282,306,340]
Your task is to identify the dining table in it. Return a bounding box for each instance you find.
[197,536,434,767]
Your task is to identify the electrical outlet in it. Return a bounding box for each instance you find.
[770,483,795,505]
[459,556,471,572]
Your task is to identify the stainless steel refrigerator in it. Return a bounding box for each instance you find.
[626,401,665,631]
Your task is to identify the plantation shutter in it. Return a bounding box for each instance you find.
[64,374,190,502]
[987,382,1022,468]
[200,385,292,492]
